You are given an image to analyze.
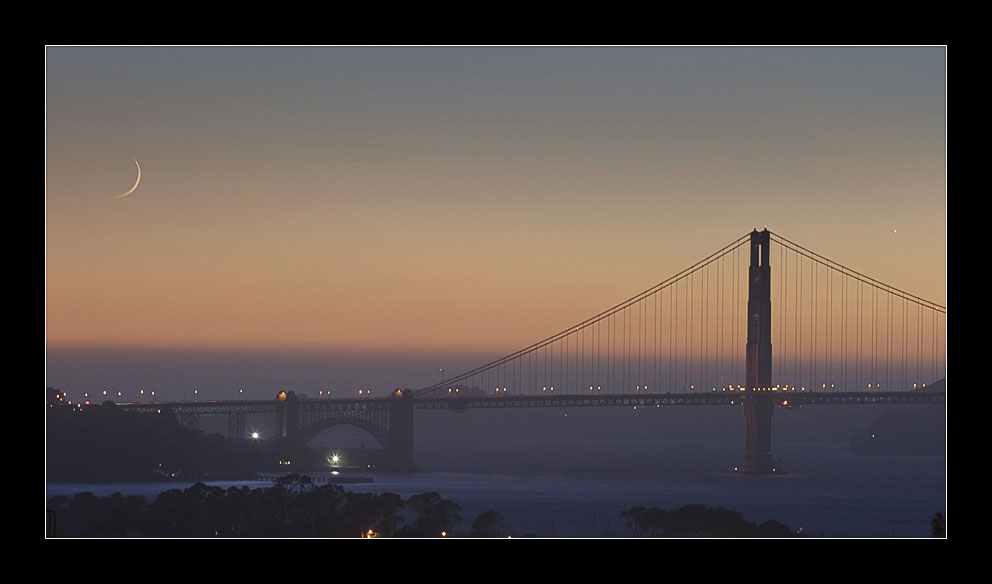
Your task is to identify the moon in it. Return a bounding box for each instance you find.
[115,159,141,198]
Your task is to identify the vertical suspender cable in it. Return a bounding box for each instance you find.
[932,308,937,384]
[689,270,693,390]
[872,284,877,388]
[827,264,832,388]
[772,243,786,386]
[887,289,892,390]
[798,253,803,388]
[916,304,926,384]
[704,262,708,389]
[673,276,678,390]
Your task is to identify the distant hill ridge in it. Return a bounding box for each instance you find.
[846,402,946,456]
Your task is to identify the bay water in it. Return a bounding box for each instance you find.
[46,437,946,538]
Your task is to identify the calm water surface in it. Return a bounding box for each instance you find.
[46,438,945,538]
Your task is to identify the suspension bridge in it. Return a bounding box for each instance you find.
[101,229,946,472]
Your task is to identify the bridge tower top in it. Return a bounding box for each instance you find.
[750,228,770,268]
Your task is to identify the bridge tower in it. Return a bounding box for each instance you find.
[742,228,775,472]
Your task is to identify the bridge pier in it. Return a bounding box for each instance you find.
[742,394,775,471]
[742,229,776,472]
[228,411,245,440]
[277,391,299,443]
[386,389,415,471]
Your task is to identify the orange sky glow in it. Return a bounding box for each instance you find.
[45,47,946,397]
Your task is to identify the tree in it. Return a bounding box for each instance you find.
[406,492,461,537]
[619,503,799,538]
[471,510,504,537]
[931,512,945,537]
[620,506,647,537]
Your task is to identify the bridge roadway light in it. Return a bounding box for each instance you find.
[251,431,260,440]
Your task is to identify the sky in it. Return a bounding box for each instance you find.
[45,46,946,400]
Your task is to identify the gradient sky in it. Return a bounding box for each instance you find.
[45,46,946,397]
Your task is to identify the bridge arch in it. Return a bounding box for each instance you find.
[296,416,389,449]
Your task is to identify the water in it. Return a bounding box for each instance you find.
[45,438,945,538]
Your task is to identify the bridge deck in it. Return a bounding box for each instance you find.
[413,390,944,411]
[106,389,944,415]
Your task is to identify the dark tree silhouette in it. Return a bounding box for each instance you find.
[471,510,504,537]
[405,491,462,537]
[620,504,800,538]
[620,506,647,537]
[931,512,945,537]
[345,491,405,538]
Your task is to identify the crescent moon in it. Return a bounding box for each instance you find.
[115,159,141,198]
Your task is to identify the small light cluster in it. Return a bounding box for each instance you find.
[49,391,91,411]
[711,385,811,392]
